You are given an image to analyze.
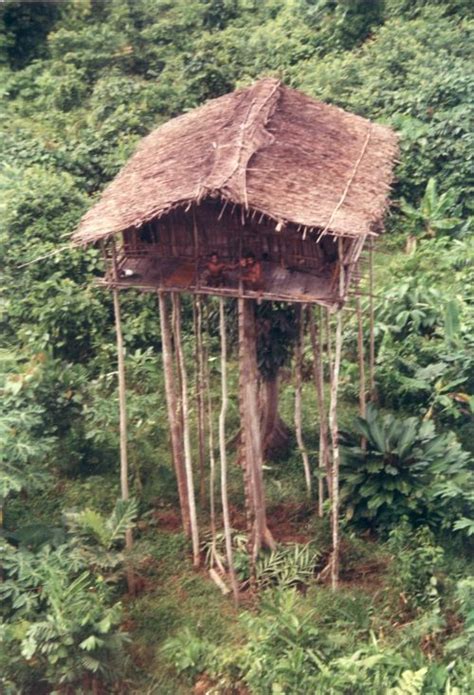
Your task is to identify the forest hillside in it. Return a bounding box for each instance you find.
[1,1,473,693]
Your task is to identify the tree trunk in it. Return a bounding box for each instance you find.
[157,292,191,537]
[260,374,291,459]
[238,298,275,558]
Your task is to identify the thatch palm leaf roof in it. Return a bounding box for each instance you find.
[72,78,397,245]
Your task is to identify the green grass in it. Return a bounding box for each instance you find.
[124,529,241,693]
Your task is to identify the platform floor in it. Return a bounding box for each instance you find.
[102,256,338,305]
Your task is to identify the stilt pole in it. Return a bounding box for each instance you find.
[308,306,330,515]
[328,239,345,590]
[193,295,206,506]
[218,298,239,604]
[112,286,133,553]
[203,315,223,572]
[356,291,367,451]
[110,240,134,594]
[356,293,367,420]
[294,304,312,497]
[157,291,191,537]
[171,293,200,567]
[368,238,376,401]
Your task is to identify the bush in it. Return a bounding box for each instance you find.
[340,405,472,530]
[387,521,445,612]
[0,539,128,691]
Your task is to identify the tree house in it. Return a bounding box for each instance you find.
[72,78,397,586]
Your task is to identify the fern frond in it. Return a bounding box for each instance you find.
[105,499,138,548]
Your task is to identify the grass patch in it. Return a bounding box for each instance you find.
[124,529,241,692]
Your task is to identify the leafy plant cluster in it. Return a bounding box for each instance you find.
[163,585,474,694]
[201,530,319,590]
[0,499,136,692]
[340,405,473,533]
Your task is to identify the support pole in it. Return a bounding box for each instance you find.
[294,304,312,497]
[110,241,133,556]
[368,238,376,401]
[193,295,206,506]
[172,293,200,567]
[356,291,367,451]
[325,308,333,385]
[328,239,345,590]
[218,298,239,604]
[157,291,191,537]
[203,319,223,572]
[110,239,134,594]
[356,294,366,419]
[308,306,330,515]
[113,287,131,539]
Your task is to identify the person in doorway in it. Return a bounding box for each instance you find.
[203,251,227,287]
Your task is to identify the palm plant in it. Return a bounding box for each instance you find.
[340,404,468,529]
[65,498,138,582]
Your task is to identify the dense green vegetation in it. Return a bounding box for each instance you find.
[1,1,473,692]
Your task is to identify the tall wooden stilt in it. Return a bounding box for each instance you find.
[157,291,191,536]
[172,293,200,567]
[328,239,345,590]
[325,308,333,385]
[329,309,343,590]
[356,294,366,420]
[356,291,367,450]
[171,293,185,458]
[203,328,222,572]
[112,287,133,554]
[368,238,376,401]
[218,298,239,604]
[109,240,134,588]
[238,297,275,558]
[193,295,206,506]
[294,304,311,497]
[308,306,330,515]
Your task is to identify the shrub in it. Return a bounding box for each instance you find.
[0,540,128,691]
[340,405,472,530]
[387,521,445,612]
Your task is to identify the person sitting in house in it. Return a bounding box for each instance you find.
[242,251,263,291]
[203,251,228,287]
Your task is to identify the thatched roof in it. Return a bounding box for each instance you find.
[72,78,398,245]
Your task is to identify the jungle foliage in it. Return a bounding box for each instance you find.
[1,0,473,692]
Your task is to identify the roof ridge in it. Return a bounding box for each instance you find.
[200,78,282,205]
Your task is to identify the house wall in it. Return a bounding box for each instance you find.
[109,200,365,305]
[122,199,344,272]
